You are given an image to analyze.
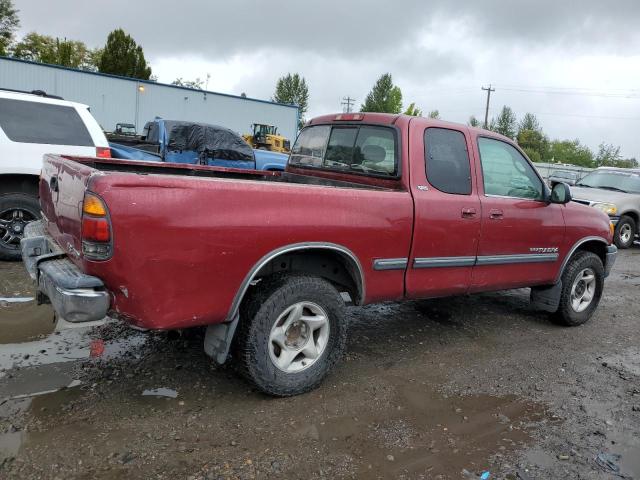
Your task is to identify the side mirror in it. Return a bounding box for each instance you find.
[550,182,572,204]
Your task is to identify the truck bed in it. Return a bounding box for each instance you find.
[38,154,413,330]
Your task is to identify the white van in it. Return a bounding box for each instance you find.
[0,89,109,259]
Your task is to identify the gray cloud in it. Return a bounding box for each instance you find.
[12,0,640,158]
[14,0,640,58]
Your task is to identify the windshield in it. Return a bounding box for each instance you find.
[576,170,640,193]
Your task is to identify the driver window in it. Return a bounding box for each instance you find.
[478,137,543,200]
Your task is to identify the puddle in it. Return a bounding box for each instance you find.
[0,262,55,344]
[142,387,178,398]
[0,381,84,464]
[295,380,548,477]
[0,326,147,373]
[0,430,24,464]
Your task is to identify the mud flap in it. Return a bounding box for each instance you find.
[530,281,562,313]
[204,314,239,364]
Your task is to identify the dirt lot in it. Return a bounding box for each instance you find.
[1,246,639,479]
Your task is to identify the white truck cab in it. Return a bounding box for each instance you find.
[0,88,109,259]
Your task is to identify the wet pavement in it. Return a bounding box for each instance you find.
[0,247,639,479]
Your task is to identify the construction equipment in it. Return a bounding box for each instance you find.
[243,124,290,153]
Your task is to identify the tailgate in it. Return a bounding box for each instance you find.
[39,154,97,259]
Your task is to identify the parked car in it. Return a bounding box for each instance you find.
[549,169,580,186]
[22,113,616,396]
[109,118,289,171]
[571,167,640,249]
[0,88,110,260]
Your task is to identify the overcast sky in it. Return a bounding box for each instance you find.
[13,0,640,158]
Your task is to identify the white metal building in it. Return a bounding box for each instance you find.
[0,57,299,140]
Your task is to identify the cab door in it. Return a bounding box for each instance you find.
[405,124,482,298]
[470,136,565,291]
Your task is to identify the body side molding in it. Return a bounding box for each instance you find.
[373,258,408,271]
[413,256,476,268]
[475,253,558,266]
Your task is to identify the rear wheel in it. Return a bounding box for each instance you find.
[614,215,636,249]
[235,275,347,396]
[0,194,40,261]
[553,251,604,326]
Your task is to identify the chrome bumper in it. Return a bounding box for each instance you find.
[20,221,110,323]
[604,244,617,278]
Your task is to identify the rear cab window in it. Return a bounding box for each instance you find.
[0,98,94,146]
[424,128,472,195]
[290,124,398,177]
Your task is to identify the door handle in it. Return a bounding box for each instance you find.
[49,176,59,193]
[489,209,504,219]
[461,207,477,218]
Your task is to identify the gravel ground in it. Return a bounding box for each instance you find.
[0,246,638,479]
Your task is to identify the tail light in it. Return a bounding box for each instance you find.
[81,193,112,260]
[96,147,111,158]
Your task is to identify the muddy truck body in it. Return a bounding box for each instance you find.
[21,113,617,396]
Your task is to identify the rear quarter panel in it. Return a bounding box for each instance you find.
[85,173,414,330]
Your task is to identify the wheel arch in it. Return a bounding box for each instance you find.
[226,242,365,322]
[620,211,639,232]
[0,173,40,197]
[555,236,608,283]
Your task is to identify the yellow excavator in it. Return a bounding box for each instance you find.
[243,124,290,153]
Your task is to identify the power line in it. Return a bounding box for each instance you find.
[341,96,355,113]
[497,87,640,99]
[481,84,495,128]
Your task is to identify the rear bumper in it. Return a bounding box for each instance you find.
[604,244,617,278]
[20,221,110,323]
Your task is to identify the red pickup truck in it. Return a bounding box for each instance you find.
[21,113,617,396]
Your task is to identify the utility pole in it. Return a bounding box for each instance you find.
[481,84,495,129]
[341,96,355,113]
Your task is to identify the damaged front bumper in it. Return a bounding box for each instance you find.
[20,220,110,323]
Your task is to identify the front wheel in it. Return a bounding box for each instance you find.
[235,275,347,396]
[614,215,636,249]
[0,193,41,261]
[553,251,604,326]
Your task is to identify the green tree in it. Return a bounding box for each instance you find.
[517,112,541,134]
[428,110,441,119]
[490,106,517,139]
[12,33,98,70]
[595,142,622,167]
[0,0,19,56]
[517,128,549,161]
[98,28,151,79]
[468,115,480,127]
[548,139,594,167]
[522,147,542,163]
[172,77,204,89]
[272,73,309,128]
[403,102,422,116]
[360,73,402,114]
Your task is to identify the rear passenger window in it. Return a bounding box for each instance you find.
[0,98,94,146]
[424,128,471,195]
[290,125,398,176]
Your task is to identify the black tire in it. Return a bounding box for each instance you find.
[0,193,41,261]
[234,275,347,397]
[553,251,604,326]
[614,215,636,249]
